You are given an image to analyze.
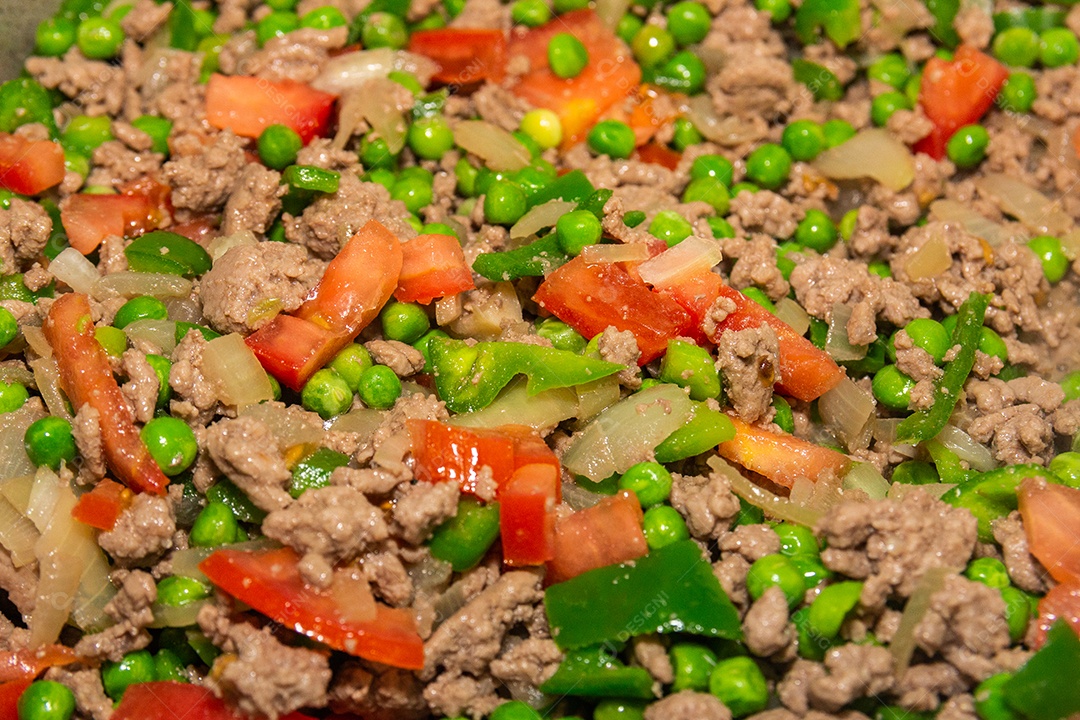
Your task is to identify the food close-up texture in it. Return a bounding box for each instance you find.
[0,0,1079,718]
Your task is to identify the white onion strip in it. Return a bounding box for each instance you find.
[638,236,722,288]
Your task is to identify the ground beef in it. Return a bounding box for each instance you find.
[893,331,943,383]
[787,644,896,713]
[25,51,126,117]
[729,191,803,240]
[742,586,792,658]
[669,469,741,540]
[597,326,642,389]
[816,490,977,608]
[169,330,221,424]
[0,199,52,274]
[97,493,176,563]
[471,82,532,132]
[895,662,967,711]
[392,481,460,545]
[71,405,106,484]
[365,340,426,378]
[721,524,781,563]
[205,415,293,512]
[0,548,37,621]
[489,638,563,688]
[44,667,113,720]
[198,603,331,719]
[914,574,1010,681]
[644,691,732,720]
[200,242,323,334]
[73,570,156,662]
[331,466,404,496]
[163,130,248,212]
[992,511,1048,594]
[715,325,779,424]
[121,0,173,41]
[361,548,414,607]
[246,27,348,83]
[712,554,752,611]
[222,164,286,236]
[85,141,163,188]
[263,485,388,562]
[633,636,674,684]
[120,349,160,424]
[723,234,790,301]
[967,403,1057,465]
[295,138,363,174]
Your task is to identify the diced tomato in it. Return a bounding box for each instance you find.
[1018,477,1080,586]
[395,233,475,305]
[0,680,29,720]
[533,255,693,364]
[71,478,131,531]
[205,74,336,144]
[0,134,64,196]
[915,45,1008,159]
[496,424,561,485]
[547,490,647,584]
[635,142,681,171]
[199,547,424,669]
[500,463,559,567]
[407,29,507,86]
[42,294,170,495]
[113,681,317,720]
[509,10,642,146]
[1035,579,1080,648]
[60,176,171,256]
[246,220,403,391]
[0,646,78,683]
[717,415,851,488]
[170,215,220,246]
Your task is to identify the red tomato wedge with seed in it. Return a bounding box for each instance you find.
[717,415,851,488]
[500,463,559,567]
[0,133,64,195]
[113,681,316,720]
[205,74,336,144]
[199,547,424,669]
[408,29,507,86]
[915,45,1007,159]
[547,490,647,584]
[1018,477,1080,586]
[395,233,475,305]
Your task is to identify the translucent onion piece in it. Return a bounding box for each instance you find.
[202,334,274,409]
[435,294,463,326]
[929,200,1018,247]
[891,566,951,675]
[886,482,955,501]
[684,95,761,147]
[165,296,202,324]
[0,496,39,567]
[936,424,996,472]
[842,462,889,500]
[312,48,438,94]
[239,403,325,450]
[26,466,62,533]
[373,432,410,470]
[1060,228,1080,261]
[574,375,621,424]
[581,243,652,265]
[564,384,694,482]
[0,403,45,483]
[29,357,72,420]
[123,319,177,355]
[594,0,630,27]
[708,455,824,527]
[91,272,193,300]
[22,326,51,358]
[71,548,116,633]
[819,377,876,452]
[0,474,32,514]
[352,77,409,153]
[562,480,605,511]
[510,200,576,240]
[407,553,453,595]
[814,129,915,191]
[149,601,208,628]
[825,304,867,362]
[330,409,384,443]
[787,470,845,516]
[904,231,952,280]
[975,173,1072,236]
[638,237,723,289]
[207,230,257,262]
[448,282,523,341]
[774,297,810,337]
[169,547,214,581]
[454,120,531,172]
[49,247,100,294]
[452,377,578,433]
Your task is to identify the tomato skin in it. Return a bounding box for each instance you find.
[43,294,170,495]
[0,134,64,195]
[113,681,317,720]
[71,478,130,531]
[533,255,694,364]
[407,29,507,86]
[500,463,559,567]
[717,414,851,488]
[199,547,424,670]
[60,176,171,255]
[915,45,1007,159]
[1018,477,1080,586]
[205,74,336,144]
[0,680,29,720]
[395,233,475,305]
[0,646,78,683]
[547,490,647,584]
[1034,579,1080,648]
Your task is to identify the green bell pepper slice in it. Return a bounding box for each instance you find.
[1004,622,1080,720]
[942,464,1060,543]
[429,337,623,414]
[429,497,501,572]
[125,231,213,278]
[654,402,736,463]
[792,59,845,101]
[289,447,350,498]
[472,234,569,282]
[525,169,595,208]
[924,0,961,48]
[794,0,862,49]
[540,645,655,699]
[545,539,743,650]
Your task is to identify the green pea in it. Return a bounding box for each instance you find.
[871,364,915,411]
[548,33,589,79]
[795,209,837,253]
[76,16,124,58]
[153,649,188,683]
[190,501,240,548]
[359,134,398,171]
[256,10,300,45]
[631,25,676,68]
[690,154,734,187]
[408,116,455,160]
[380,301,430,345]
[144,354,172,410]
[35,16,78,57]
[974,673,1020,720]
[838,209,858,241]
[327,343,373,392]
[141,416,198,476]
[891,459,939,485]
[755,0,791,22]
[554,209,603,256]
[648,210,694,247]
[808,581,863,638]
[1039,27,1080,67]
[617,462,673,508]
[993,27,1040,67]
[965,557,1010,589]
[62,115,114,157]
[489,700,542,720]
[642,505,690,549]
[666,1,710,45]
[745,143,792,190]
[771,395,794,434]
[483,179,527,225]
[156,575,212,607]
[746,553,807,608]
[821,118,856,147]
[781,119,826,161]
[0,381,29,414]
[653,50,707,95]
[587,119,636,159]
[257,124,302,170]
[24,417,76,470]
[867,259,891,278]
[999,586,1031,643]
[391,173,434,214]
[18,680,76,720]
[708,216,735,239]
[998,72,1036,113]
[594,700,647,720]
[101,650,155,700]
[946,124,990,169]
[708,656,769,717]
[671,117,704,151]
[670,643,718,692]
[870,91,911,126]
[131,115,172,156]
[896,317,951,365]
[1027,235,1070,283]
[979,326,1009,363]
[0,306,17,348]
[300,5,348,29]
[511,0,551,26]
[361,11,408,49]
[774,523,819,557]
[301,368,353,420]
[535,319,586,353]
[617,13,645,44]
[867,53,910,89]
[112,295,169,330]
[358,365,402,409]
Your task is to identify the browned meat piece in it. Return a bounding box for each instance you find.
[205,415,293,512]
[222,165,286,236]
[74,570,156,662]
[644,691,732,720]
[716,325,779,424]
[262,485,389,562]
[163,131,248,212]
[0,199,52,275]
[97,493,175,563]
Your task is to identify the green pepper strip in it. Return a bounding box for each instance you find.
[545,539,743,650]
[895,292,990,444]
[290,447,350,498]
[283,165,341,194]
[429,336,623,414]
[428,497,500,572]
[654,402,736,463]
[125,231,213,278]
[472,234,569,282]
[942,464,1059,543]
[540,645,655,699]
[1003,622,1080,720]
[577,188,613,220]
[791,59,845,102]
[924,0,961,47]
[207,479,267,524]
[169,0,201,51]
[793,0,862,49]
[525,169,595,208]
[925,440,975,485]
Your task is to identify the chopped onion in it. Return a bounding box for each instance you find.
[814,129,915,191]
[169,546,214,581]
[312,48,438,94]
[26,466,62,533]
[936,424,996,472]
[123,319,177,355]
[510,200,576,240]
[165,296,202,324]
[207,230,257,262]
[928,200,1018,247]
[0,496,39,567]
[29,357,71,420]
[842,462,889,500]
[904,231,952,280]
[872,418,917,458]
[890,566,950,675]
[448,282,523,341]
[49,248,100,294]
[406,554,453,596]
[638,237,723,289]
[0,403,45,483]
[886,482,955,501]
[202,334,274,409]
[594,0,630,27]
[825,304,867,362]
[149,600,208,628]
[975,173,1072,236]
[349,78,409,153]
[435,294,463,326]
[1060,228,1080,261]
[564,384,694,482]
[452,377,578,433]
[372,431,410,470]
[330,409,384,442]
[787,470,845,517]
[453,120,531,172]
[581,243,652,265]
[818,377,875,452]
[239,403,325,451]
[708,456,824,527]
[774,298,810,337]
[22,326,51,358]
[0,473,32,513]
[91,272,193,300]
[574,375,621,424]
[684,95,760,147]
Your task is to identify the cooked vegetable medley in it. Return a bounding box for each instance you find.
[0,0,1079,718]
